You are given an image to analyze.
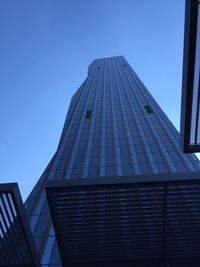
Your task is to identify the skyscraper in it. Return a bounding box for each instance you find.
[24,56,200,266]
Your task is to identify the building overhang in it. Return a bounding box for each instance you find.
[0,183,40,267]
[181,0,200,152]
[46,173,200,266]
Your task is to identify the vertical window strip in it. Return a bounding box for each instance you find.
[29,195,46,232]
[65,62,98,178]
[121,62,177,172]
[133,71,182,143]
[105,60,115,174]
[121,59,191,172]
[147,116,179,172]
[111,58,141,175]
[100,62,106,176]
[117,59,170,174]
[64,62,99,147]
[156,112,197,171]
[34,196,45,215]
[62,82,89,145]
[51,92,85,177]
[125,91,165,172]
[59,79,87,144]
[83,72,100,177]
[61,63,97,175]
[122,58,198,171]
[119,59,161,173]
[109,62,123,175]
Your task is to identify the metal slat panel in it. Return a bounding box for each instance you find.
[181,0,200,152]
[46,177,200,266]
[0,183,41,267]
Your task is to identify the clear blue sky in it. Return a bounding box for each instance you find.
[0,0,186,200]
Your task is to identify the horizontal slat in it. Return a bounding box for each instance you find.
[47,181,200,265]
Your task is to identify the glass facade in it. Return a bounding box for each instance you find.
[25,56,200,266]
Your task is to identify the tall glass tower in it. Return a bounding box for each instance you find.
[24,56,200,266]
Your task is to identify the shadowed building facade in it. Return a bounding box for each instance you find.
[24,56,200,267]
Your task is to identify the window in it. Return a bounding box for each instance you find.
[144,105,153,114]
[85,110,92,119]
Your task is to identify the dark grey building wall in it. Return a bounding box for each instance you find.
[25,56,200,266]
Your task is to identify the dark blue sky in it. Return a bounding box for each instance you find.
[0,0,186,200]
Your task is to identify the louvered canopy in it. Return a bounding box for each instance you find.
[46,173,200,267]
